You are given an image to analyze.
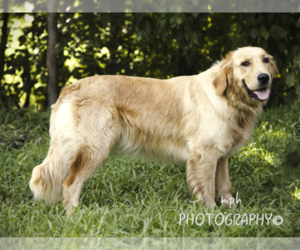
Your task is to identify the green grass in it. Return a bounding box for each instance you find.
[0,102,300,237]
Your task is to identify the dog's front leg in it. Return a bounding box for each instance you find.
[215,157,235,208]
[186,151,217,208]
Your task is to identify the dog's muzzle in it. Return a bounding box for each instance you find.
[243,80,270,101]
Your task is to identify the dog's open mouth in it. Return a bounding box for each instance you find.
[243,80,270,101]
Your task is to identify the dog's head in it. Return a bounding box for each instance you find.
[213,47,278,106]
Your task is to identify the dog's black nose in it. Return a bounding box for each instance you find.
[257,73,270,85]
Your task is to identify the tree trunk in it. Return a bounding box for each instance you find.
[22,50,31,108]
[47,12,59,107]
[0,13,9,100]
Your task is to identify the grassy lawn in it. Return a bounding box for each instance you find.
[0,101,300,237]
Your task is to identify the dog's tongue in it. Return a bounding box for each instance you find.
[253,88,270,100]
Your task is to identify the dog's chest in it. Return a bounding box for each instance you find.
[223,118,254,155]
[196,114,253,156]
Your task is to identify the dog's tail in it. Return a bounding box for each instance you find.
[30,100,78,204]
[29,151,66,203]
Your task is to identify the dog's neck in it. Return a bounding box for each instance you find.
[223,86,264,131]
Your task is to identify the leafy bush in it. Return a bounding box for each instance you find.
[287,54,300,97]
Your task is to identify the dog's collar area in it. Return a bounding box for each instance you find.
[242,80,267,102]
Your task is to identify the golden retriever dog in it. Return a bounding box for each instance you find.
[30,46,277,216]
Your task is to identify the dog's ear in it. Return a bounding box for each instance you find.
[213,52,234,96]
[269,56,278,79]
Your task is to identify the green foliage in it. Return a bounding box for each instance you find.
[286,54,300,97]
[281,99,300,172]
[1,13,300,108]
[0,103,300,236]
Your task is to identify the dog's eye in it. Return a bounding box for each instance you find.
[263,57,269,63]
[241,61,250,67]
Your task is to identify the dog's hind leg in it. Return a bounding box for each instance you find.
[61,100,120,217]
[61,146,110,217]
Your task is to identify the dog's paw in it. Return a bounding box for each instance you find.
[201,199,217,209]
[218,193,236,209]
